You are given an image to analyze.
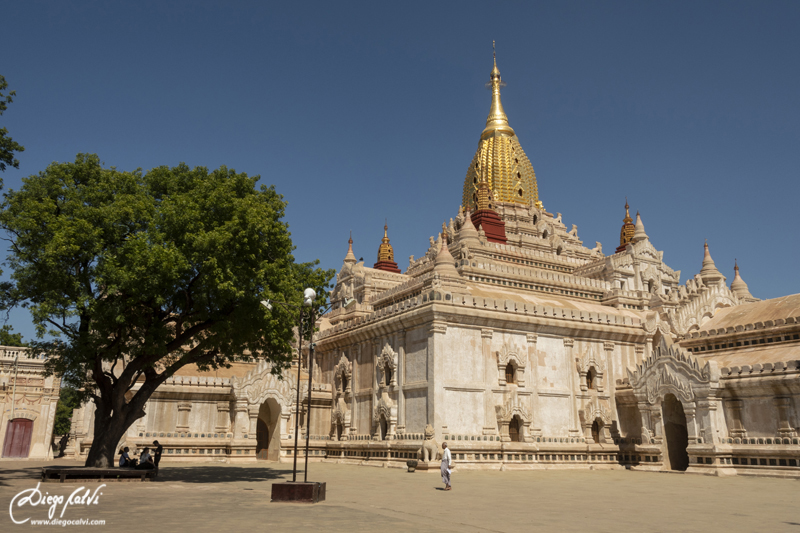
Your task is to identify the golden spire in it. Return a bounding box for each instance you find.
[463,43,539,211]
[616,198,636,252]
[481,41,515,140]
[376,220,394,263]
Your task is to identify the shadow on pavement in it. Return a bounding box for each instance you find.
[0,467,45,486]
[157,466,286,484]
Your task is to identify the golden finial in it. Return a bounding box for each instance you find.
[377,220,394,262]
[482,41,512,139]
[617,198,635,249]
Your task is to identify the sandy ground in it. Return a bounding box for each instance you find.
[1,459,799,532]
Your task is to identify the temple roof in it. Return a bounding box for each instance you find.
[695,293,800,333]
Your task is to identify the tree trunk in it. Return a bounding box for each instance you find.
[84,391,147,467]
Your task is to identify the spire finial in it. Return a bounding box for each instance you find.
[344,230,357,264]
[482,41,512,139]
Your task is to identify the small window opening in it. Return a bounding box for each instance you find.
[509,416,521,442]
[505,363,515,384]
[587,368,596,390]
[384,364,392,386]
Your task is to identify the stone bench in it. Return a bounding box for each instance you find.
[41,467,156,483]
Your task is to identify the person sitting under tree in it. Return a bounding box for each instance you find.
[136,447,155,470]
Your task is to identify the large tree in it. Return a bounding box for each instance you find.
[0,74,25,173]
[0,154,333,467]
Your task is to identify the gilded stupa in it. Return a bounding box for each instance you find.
[373,222,401,273]
[615,199,636,253]
[462,43,540,211]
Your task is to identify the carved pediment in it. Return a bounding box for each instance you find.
[496,392,531,423]
[232,360,299,410]
[372,395,396,423]
[581,400,613,425]
[627,338,717,405]
[575,346,606,373]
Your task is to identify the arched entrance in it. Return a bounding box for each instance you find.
[336,422,343,441]
[256,399,281,461]
[591,419,604,444]
[662,394,689,471]
[2,419,33,458]
[256,419,269,460]
[509,416,521,442]
[379,415,388,441]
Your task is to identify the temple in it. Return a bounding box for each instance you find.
[65,50,799,475]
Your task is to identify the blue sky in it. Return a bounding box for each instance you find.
[2,1,799,341]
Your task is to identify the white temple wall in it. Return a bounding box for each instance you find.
[739,397,782,437]
[404,334,428,383]
[403,389,428,433]
[537,395,573,436]
[535,335,571,390]
[355,395,372,435]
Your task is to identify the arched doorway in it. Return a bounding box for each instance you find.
[256,399,281,461]
[591,419,603,444]
[336,422,344,441]
[509,416,521,442]
[379,415,388,441]
[662,394,689,471]
[2,418,33,458]
[256,419,269,460]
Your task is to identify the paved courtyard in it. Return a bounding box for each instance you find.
[1,459,799,532]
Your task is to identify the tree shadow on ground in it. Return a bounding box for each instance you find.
[157,466,286,484]
[0,467,44,486]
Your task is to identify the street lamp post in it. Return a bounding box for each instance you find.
[264,288,330,503]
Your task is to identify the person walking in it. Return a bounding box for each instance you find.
[441,442,452,490]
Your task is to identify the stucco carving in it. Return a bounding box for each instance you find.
[334,352,352,396]
[232,360,298,412]
[497,342,526,386]
[377,343,398,388]
[627,338,717,407]
[576,346,606,392]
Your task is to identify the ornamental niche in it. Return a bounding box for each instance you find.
[495,392,532,442]
[330,353,353,441]
[333,353,352,398]
[497,342,526,386]
[377,343,398,389]
[575,346,606,392]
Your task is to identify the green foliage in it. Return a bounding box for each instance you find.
[0,74,25,172]
[0,324,26,346]
[54,386,81,436]
[0,153,334,459]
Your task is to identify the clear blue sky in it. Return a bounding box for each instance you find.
[2,1,799,341]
